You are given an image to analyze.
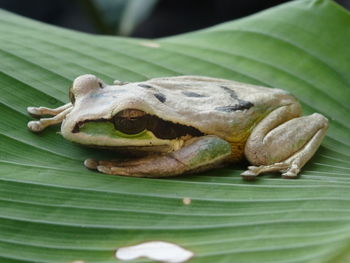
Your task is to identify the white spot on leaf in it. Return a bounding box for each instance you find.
[182,197,192,205]
[115,241,193,263]
[139,42,161,48]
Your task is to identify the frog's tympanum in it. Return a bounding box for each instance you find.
[27,75,328,180]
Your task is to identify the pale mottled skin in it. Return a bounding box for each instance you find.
[27,75,328,179]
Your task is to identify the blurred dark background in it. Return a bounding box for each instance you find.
[1,0,349,38]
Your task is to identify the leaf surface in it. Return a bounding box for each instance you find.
[1,1,350,262]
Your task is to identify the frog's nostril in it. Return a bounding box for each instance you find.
[69,85,76,104]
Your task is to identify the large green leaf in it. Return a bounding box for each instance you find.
[1,0,350,262]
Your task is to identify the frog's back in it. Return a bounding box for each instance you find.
[144,75,298,138]
[142,75,299,161]
[147,75,295,108]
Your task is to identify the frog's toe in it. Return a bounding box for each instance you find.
[241,171,258,181]
[84,159,98,170]
[97,165,112,174]
[97,165,132,176]
[281,164,300,179]
[27,107,41,118]
[27,120,44,132]
[282,173,298,179]
[85,159,120,170]
[241,168,259,181]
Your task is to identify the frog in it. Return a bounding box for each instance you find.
[27,74,328,180]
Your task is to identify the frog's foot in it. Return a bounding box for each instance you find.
[242,161,303,180]
[27,105,72,132]
[243,104,328,180]
[241,163,289,180]
[84,135,232,177]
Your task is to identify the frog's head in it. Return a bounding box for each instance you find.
[61,74,204,154]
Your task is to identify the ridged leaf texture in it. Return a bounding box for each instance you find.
[1,0,350,262]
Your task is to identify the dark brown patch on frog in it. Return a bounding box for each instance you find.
[138,84,154,89]
[144,115,203,139]
[215,101,253,112]
[219,86,254,112]
[72,111,204,140]
[220,86,239,99]
[182,91,207,98]
[154,93,166,103]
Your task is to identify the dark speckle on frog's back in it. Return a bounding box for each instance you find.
[137,83,167,103]
[154,93,167,103]
[215,86,254,112]
[182,91,208,98]
[215,102,254,112]
[138,84,154,89]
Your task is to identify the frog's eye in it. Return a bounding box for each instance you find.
[71,74,101,97]
[113,109,147,135]
[113,116,147,135]
[69,85,76,105]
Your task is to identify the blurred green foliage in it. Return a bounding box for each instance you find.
[80,0,159,35]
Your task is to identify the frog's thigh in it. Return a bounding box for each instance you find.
[86,135,232,177]
[242,105,328,179]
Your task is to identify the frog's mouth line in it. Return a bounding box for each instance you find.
[72,110,204,140]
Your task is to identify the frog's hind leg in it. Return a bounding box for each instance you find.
[85,135,232,177]
[242,105,328,180]
[27,102,72,118]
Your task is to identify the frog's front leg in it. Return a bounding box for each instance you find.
[27,106,72,132]
[27,102,72,118]
[242,104,328,180]
[85,135,232,177]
